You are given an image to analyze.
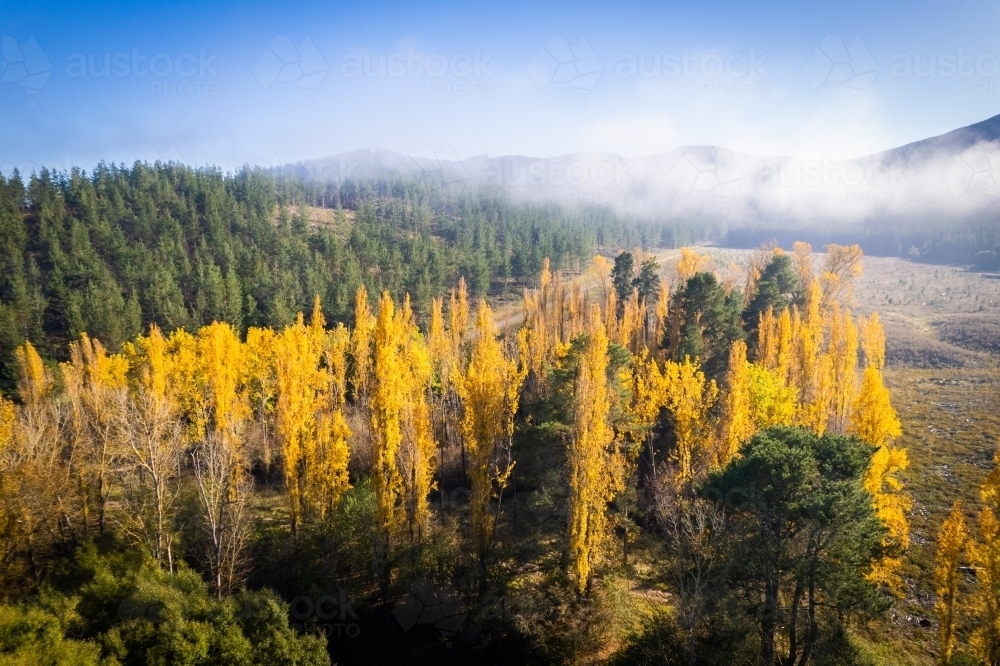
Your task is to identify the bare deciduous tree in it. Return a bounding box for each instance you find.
[657,491,729,666]
[191,431,254,598]
[113,388,183,570]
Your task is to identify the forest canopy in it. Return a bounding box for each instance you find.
[0,163,708,389]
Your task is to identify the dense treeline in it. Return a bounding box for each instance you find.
[0,239,934,665]
[0,164,706,390]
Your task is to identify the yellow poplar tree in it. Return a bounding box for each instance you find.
[661,356,718,481]
[15,341,53,411]
[63,334,128,534]
[821,243,864,307]
[794,279,823,406]
[851,364,903,447]
[630,350,665,474]
[450,276,470,358]
[273,299,330,534]
[654,279,670,352]
[832,307,859,432]
[118,326,185,566]
[245,326,277,475]
[792,241,814,287]
[756,306,778,368]
[351,284,375,403]
[720,340,753,466]
[568,306,620,594]
[747,364,797,429]
[455,300,526,567]
[306,321,353,520]
[168,328,205,441]
[370,292,405,536]
[971,505,1000,666]
[0,396,14,457]
[935,501,968,666]
[676,247,712,282]
[397,294,437,542]
[851,309,909,591]
[196,321,248,444]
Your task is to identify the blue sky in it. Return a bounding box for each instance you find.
[2,0,999,173]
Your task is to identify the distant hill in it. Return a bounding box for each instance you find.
[286,114,1000,226]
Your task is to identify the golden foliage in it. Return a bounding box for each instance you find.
[455,300,526,563]
[935,501,967,666]
[863,443,911,592]
[273,300,341,534]
[676,247,714,283]
[720,341,796,466]
[821,243,864,307]
[568,306,620,594]
[850,366,902,448]
[792,241,813,287]
[720,340,753,466]
[970,507,1000,666]
[351,284,375,402]
[0,396,14,457]
[370,291,436,542]
[15,341,52,409]
[661,356,718,481]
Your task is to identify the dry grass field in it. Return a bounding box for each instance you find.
[855,257,1000,662]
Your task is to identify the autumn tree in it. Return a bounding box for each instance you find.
[455,300,526,570]
[821,243,864,307]
[0,343,80,592]
[792,241,814,288]
[245,326,277,478]
[968,444,1000,665]
[62,334,128,534]
[675,248,714,283]
[971,504,1000,666]
[273,300,332,535]
[351,284,375,404]
[370,291,436,544]
[117,326,185,569]
[191,431,254,597]
[662,357,718,482]
[935,501,968,666]
[851,313,909,591]
[719,340,753,466]
[568,306,622,594]
[396,295,436,543]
